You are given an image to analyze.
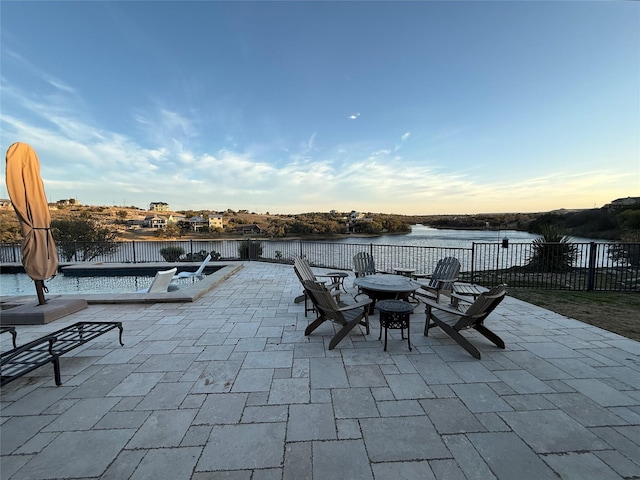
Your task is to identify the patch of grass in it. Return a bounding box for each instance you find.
[509,289,640,341]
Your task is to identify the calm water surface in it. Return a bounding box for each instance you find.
[0,274,199,297]
[329,224,598,247]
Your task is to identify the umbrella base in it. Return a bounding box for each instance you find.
[0,298,88,325]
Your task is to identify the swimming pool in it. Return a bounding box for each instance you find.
[0,272,200,296]
[0,262,243,305]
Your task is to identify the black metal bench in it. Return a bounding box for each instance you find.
[1,335,61,386]
[0,322,123,386]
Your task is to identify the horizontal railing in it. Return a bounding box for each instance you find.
[1,239,638,292]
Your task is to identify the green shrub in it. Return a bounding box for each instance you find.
[238,240,262,259]
[159,246,184,262]
[182,249,209,262]
[526,224,578,272]
[182,249,222,261]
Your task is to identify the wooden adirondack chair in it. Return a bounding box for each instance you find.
[302,279,371,350]
[422,284,507,359]
[413,256,460,303]
[353,252,378,278]
[293,256,342,316]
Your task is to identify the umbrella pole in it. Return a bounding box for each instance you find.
[34,280,47,305]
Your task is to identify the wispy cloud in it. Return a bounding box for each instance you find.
[3,49,77,95]
[0,70,633,214]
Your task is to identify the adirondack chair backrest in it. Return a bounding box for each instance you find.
[303,279,342,321]
[455,284,507,330]
[294,256,316,282]
[353,252,376,277]
[426,257,460,291]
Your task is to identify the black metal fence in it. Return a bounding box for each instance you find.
[1,239,638,292]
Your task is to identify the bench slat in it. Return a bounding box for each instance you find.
[50,322,124,356]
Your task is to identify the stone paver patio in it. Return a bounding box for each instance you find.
[1,261,639,479]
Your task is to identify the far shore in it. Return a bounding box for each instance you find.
[114,232,411,242]
[114,224,526,243]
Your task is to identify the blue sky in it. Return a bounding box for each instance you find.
[1,1,638,215]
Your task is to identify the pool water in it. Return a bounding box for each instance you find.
[0,273,199,296]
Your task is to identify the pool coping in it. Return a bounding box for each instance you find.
[0,262,245,305]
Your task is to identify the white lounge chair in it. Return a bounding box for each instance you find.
[137,268,178,293]
[173,254,211,279]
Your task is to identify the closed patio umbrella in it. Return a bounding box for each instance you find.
[5,142,59,305]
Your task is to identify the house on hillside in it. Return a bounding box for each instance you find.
[143,215,166,229]
[349,211,366,222]
[235,224,266,235]
[348,210,370,233]
[126,219,145,229]
[606,197,640,210]
[149,202,169,212]
[189,216,209,232]
[56,198,79,206]
[0,199,11,208]
[167,214,187,224]
[209,214,224,230]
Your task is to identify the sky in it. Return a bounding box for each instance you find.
[1,1,638,215]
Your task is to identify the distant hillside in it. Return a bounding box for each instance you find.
[1,201,638,243]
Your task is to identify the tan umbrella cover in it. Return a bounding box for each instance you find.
[6,142,59,303]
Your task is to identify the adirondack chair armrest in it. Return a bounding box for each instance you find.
[413,289,438,301]
[427,302,484,321]
[451,292,475,303]
[427,275,458,285]
[483,291,507,299]
[313,278,341,290]
[336,298,372,312]
[411,273,433,279]
[420,297,466,316]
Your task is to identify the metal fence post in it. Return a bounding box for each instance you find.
[587,242,597,291]
[471,242,476,283]
[132,241,137,264]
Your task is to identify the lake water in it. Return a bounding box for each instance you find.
[333,225,541,247]
[327,224,599,247]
